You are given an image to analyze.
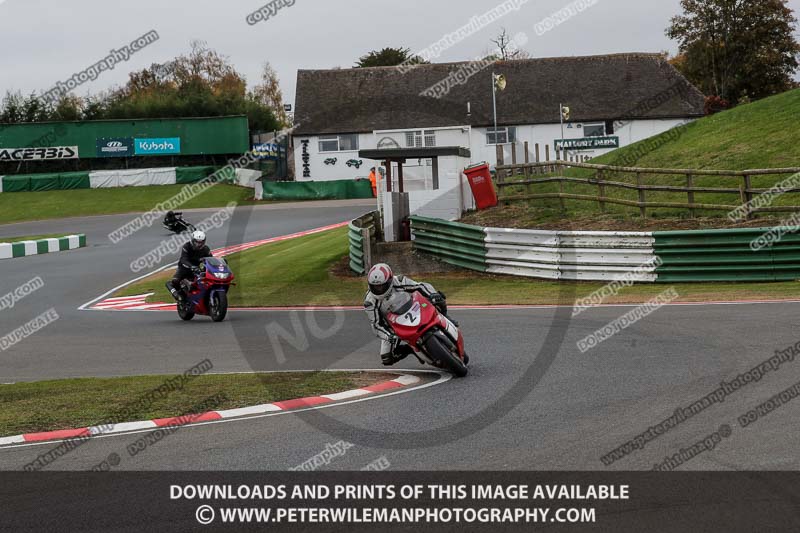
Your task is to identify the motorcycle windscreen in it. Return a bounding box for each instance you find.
[205,257,230,271]
[386,292,422,327]
[385,291,413,315]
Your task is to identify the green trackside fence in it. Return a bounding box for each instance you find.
[349,211,379,274]
[653,228,800,282]
[1,234,86,260]
[0,166,228,193]
[262,179,374,201]
[409,216,488,272]
[2,171,91,192]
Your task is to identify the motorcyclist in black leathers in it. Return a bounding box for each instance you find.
[166,230,213,301]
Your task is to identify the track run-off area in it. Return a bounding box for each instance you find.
[0,198,798,471]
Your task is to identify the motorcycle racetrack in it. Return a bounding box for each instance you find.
[1,199,799,472]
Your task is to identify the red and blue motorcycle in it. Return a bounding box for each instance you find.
[177,257,235,322]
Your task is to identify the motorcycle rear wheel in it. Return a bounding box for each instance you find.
[423,333,468,377]
[177,302,195,321]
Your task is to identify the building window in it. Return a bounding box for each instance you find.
[318,134,359,152]
[486,126,517,145]
[405,130,436,148]
[583,123,605,137]
[424,130,436,147]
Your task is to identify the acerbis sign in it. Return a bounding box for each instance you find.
[96,137,133,157]
[554,136,620,151]
[0,146,79,161]
[134,137,181,155]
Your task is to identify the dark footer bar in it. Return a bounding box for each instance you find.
[1,472,799,532]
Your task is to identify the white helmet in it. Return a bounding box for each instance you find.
[191,230,206,250]
[367,263,394,299]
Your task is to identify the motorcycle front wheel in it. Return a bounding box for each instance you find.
[423,333,468,377]
[210,291,228,322]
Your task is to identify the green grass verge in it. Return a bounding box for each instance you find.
[598,88,800,171]
[0,234,74,244]
[116,226,800,307]
[0,371,394,435]
[0,184,266,225]
[494,88,800,223]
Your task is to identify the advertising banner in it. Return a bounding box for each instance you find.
[96,137,134,157]
[0,146,79,161]
[251,142,285,160]
[134,137,181,155]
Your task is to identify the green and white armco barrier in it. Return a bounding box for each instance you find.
[411,217,488,272]
[653,227,800,282]
[0,234,86,260]
[349,211,379,274]
[411,216,800,283]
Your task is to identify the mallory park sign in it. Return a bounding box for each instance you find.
[555,136,619,151]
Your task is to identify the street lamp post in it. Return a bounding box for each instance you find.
[492,72,498,145]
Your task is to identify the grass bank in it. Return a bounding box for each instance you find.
[489,89,800,226]
[0,183,265,225]
[1,370,395,436]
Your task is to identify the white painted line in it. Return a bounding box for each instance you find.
[78,264,173,310]
[87,298,800,314]
[100,294,152,302]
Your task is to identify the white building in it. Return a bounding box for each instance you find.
[293,53,704,180]
[291,53,705,226]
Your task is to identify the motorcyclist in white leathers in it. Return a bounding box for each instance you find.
[363,263,451,366]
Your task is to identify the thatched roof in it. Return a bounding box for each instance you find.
[293,53,705,135]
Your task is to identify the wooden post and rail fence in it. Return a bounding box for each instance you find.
[494,143,800,219]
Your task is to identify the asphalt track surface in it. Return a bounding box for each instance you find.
[1,199,799,471]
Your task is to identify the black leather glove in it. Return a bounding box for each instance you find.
[430,292,446,305]
[430,293,447,315]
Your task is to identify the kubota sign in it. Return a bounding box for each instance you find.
[134,137,181,155]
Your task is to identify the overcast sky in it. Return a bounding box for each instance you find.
[1,0,799,106]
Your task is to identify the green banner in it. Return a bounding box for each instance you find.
[261,179,373,201]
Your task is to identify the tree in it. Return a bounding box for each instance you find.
[251,62,288,126]
[0,91,25,123]
[666,0,800,103]
[52,94,82,121]
[0,42,282,132]
[486,29,530,61]
[104,42,280,131]
[355,47,428,68]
